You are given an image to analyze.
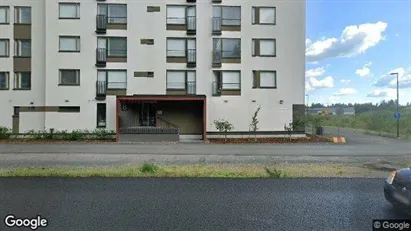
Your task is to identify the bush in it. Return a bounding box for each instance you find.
[264,167,285,178]
[0,126,11,140]
[68,129,87,141]
[214,119,234,141]
[140,163,158,173]
[92,129,114,140]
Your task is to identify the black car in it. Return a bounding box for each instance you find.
[384,168,411,214]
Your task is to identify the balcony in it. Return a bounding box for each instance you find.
[96,14,107,34]
[212,81,221,96]
[212,17,222,35]
[186,16,196,35]
[167,81,196,95]
[187,81,196,95]
[96,81,107,100]
[95,48,107,67]
[212,50,222,68]
[187,49,196,68]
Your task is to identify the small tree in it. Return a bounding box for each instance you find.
[214,119,234,141]
[284,122,293,141]
[250,106,261,141]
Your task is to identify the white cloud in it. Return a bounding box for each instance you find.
[340,79,352,84]
[366,88,396,97]
[355,62,372,77]
[306,21,388,63]
[305,38,312,46]
[373,67,411,89]
[305,81,313,93]
[333,88,357,96]
[309,76,334,88]
[305,67,325,78]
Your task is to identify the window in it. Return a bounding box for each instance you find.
[98,37,127,57]
[97,103,106,128]
[252,39,276,57]
[213,6,241,26]
[253,71,277,88]
[0,39,9,57]
[0,6,9,24]
[213,38,241,58]
[0,72,9,89]
[14,72,31,90]
[59,70,80,85]
[59,3,80,19]
[166,5,186,24]
[14,40,31,57]
[58,106,80,113]
[222,71,241,89]
[59,36,80,52]
[98,4,127,24]
[252,7,276,25]
[98,70,127,89]
[166,71,196,92]
[14,7,31,24]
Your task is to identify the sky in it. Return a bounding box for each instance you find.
[305,0,411,106]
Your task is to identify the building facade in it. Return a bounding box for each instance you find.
[0,0,306,141]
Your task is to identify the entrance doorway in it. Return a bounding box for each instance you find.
[139,102,156,126]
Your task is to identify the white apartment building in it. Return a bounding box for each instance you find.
[0,0,306,142]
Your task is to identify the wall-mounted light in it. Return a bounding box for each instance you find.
[30,102,34,105]
[252,100,256,103]
[65,100,69,103]
[224,100,228,103]
[279,100,284,104]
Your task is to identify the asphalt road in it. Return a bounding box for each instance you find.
[0,178,407,231]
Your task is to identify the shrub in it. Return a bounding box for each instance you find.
[214,119,234,141]
[140,163,158,173]
[264,167,285,178]
[250,106,261,141]
[68,130,86,141]
[0,126,11,140]
[92,129,113,140]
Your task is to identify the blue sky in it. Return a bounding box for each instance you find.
[305,0,411,106]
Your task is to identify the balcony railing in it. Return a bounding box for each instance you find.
[187,49,196,64]
[96,81,107,98]
[96,48,107,66]
[212,50,222,65]
[212,81,221,96]
[187,16,196,33]
[212,17,222,34]
[96,14,107,32]
[187,81,196,95]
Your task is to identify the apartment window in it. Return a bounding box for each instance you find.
[98,70,127,89]
[14,7,31,24]
[58,106,80,113]
[0,6,9,24]
[167,39,185,57]
[166,5,186,24]
[14,72,31,90]
[59,69,80,86]
[97,103,106,128]
[213,6,241,26]
[166,71,196,93]
[98,37,127,57]
[252,7,276,25]
[213,38,241,58]
[59,36,80,52]
[222,71,240,89]
[0,39,9,57]
[14,40,31,57]
[59,3,80,19]
[252,39,276,57]
[253,71,277,88]
[0,72,9,90]
[98,4,127,24]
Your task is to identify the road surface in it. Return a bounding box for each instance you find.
[0,178,407,231]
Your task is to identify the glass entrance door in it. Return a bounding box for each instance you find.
[139,102,156,127]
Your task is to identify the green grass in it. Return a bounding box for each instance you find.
[0,163,389,178]
[322,110,411,138]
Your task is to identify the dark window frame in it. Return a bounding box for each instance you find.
[213,5,241,27]
[252,7,276,25]
[214,38,241,59]
[166,4,195,25]
[59,36,81,52]
[97,37,127,58]
[0,6,10,24]
[14,6,31,25]
[13,72,31,90]
[0,39,10,57]
[166,37,196,58]
[96,103,107,128]
[97,69,127,90]
[58,3,81,20]
[0,71,10,90]
[214,70,241,90]
[252,38,276,57]
[58,69,80,86]
[252,70,277,89]
[58,106,80,113]
[14,39,31,58]
[97,3,128,24]
[166,70,196,90]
